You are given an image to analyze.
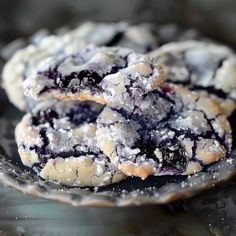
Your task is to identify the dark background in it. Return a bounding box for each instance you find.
[0,1,236,235]
[0,0,236,46]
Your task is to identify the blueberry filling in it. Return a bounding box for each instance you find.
[65,103,103,125]
[158,144,186,172]
[105,86,230,172]
[30,128,102,163]
[28,102,104,164]
[36,49,131,96]
[110,87,176,129]
[190,85,230,100]
[32,102,103,128]
[132,137,186,172]
[56,70,104,89]
[32,109,58,127]
[168,77,231,101]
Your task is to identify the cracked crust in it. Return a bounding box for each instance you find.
[23,47,165,109]
[15,100,125,187]
[72,22,158,53]
[2,37,92,111]
[149,40,236,116]
[96,83,232,179]
[2,22,158,111]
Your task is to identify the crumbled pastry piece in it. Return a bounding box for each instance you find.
[23,47,164,109]
[15,100,125,187]
[149,40,236,116]
[96,83,232,179]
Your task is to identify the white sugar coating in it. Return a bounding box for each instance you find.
[23,47,164,110]
[103,175,111,182]
[15,100,126,187]
[2,35,92,110]
[149,40,236,116]
[2,22,158,111]
[96,83,232,179]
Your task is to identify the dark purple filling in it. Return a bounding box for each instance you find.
[32,109,58,126]
[28,101,104,164]
[106,87,230,172]
[168,79,231,101]
[37,51,130,96]
[56,70,103,89]
[145,45,156,53]
[65,103,103,125]
[30,128,104,168]
[103,30,157,52]
[191,85,233,101]
[32,102,103,128]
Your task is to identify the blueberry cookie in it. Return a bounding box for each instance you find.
[71,22,158,53]
[96,84,232,179]
[155,24,201,45]
[23,47,164,108]
[2,36,91,111]
[149,40,236,116]
[2,22,158,111]
[15,100,125,187]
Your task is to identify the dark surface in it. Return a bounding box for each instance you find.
[0,1,236,235]
[0,179,236,236]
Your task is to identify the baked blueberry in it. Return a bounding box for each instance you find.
[15,100,125,187]
[96,84,232,179]
[23,47,164,109]
[149,40,236,116]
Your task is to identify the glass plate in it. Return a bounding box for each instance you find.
[0,89,235,207]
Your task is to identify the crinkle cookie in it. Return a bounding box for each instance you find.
[149,40,236,116]
[2,36,91,111]
[96,84,232,179]
[15,100,125,187]
[23,47,164,109]
[2,22,158,111]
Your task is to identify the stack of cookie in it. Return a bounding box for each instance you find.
[2,22,234,187]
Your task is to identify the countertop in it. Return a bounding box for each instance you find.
[0,178,236,236]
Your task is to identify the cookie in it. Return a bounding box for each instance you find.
[2,22,158,111]
[23,47,164,109]
[96,84,232,179]
[149,40,236,116]
[15,100,125,187]
[155,24,201,45]
[2,36,91,111]
[72,21,158,53]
